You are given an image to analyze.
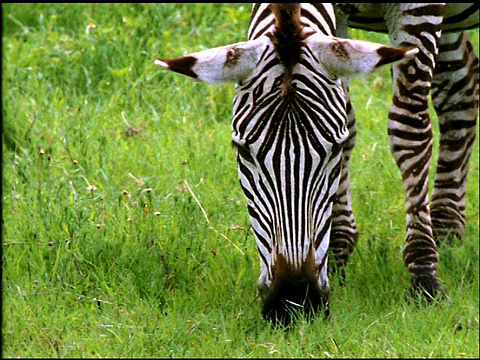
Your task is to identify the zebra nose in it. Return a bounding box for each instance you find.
[262,279,330,327]
[262,253,330,326]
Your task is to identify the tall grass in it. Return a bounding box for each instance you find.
[2,4,478,358]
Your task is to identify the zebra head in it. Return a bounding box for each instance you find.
[156,4,417,326]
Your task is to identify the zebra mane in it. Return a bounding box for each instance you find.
[270,3,305,98]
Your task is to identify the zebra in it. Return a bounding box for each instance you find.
[331,3,479,300]
[155,3,418,325]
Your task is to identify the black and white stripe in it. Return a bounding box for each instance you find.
[157,3,426,325]
[234,4,342,324]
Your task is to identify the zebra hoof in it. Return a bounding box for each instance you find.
[408,274,446,303]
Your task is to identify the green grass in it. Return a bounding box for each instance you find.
[2,3,478,358]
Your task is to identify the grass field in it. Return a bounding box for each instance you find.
[2,3,478,358]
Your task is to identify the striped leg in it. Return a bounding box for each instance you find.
[330,86,359,280]
[431,32,479,244]
[329,11,359,282]
[385,5,443,299]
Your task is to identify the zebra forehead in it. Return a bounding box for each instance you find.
[270,3,307,98]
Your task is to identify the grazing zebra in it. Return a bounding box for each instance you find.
[155,3,417,325]
[333,3,479,300]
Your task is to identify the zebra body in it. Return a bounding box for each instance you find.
[156,4,418,325]
[336,3,479,33]
[332,3,479,297]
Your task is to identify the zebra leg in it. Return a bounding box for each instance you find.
[431,31,479,244]
[330,81,359,282]
[385,4,444,299]
[328,10,359,283]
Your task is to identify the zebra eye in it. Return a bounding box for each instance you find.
[232,140,255,164]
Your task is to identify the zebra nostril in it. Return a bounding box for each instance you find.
[261,249,330,326]
[262,275,330,327]
[262,295,326,327]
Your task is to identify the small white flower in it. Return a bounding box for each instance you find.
[86,22,96,35]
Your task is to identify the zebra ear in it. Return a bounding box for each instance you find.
[155,36,270,85]
[314,35,418,78]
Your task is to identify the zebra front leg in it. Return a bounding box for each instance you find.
[388,58,442,300]
[330,89,359,282]
[431,31,479,244]
[385,4,445,300]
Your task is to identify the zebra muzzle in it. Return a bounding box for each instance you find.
[262,249,330,326]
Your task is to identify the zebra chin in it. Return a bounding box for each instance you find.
[262,251,330,327]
